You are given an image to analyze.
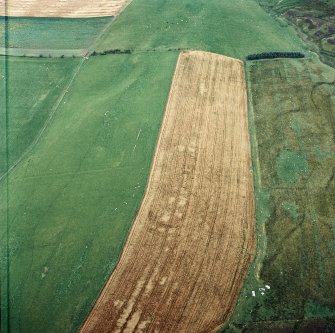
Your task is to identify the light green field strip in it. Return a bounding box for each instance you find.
[0,47,87,57]
[0,17,113,51]
[224,58,335,332]
[0,52,178,333]
[95,0,307,58]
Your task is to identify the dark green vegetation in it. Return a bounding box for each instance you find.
[258,0,335,66]
[230,317,335,332]
[224,58,335,332]
[0,57,80,178]
[95,0,306,58]
[259,0,335,12]
[91,49,132,56]
[0,17,112,52]
[0,52,178,332]
[247,51,305,60]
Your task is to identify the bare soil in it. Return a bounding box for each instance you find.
[80,51,256,333]
[0,0,130,18]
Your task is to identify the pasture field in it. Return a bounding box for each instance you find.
[0,0,130,18]
[0,52,178,333]
[224,58,335,331]
[0,57,80,178]
[81,51,255,333]
[95,0,306,58]
[0,17,112,51]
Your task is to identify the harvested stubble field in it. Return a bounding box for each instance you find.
[81,51,255,333]
[0,0,130,18]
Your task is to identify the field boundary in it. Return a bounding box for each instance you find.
[0,47,87,58]
[245,63,267,283]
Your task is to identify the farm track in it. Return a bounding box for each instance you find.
[80,51,256,333]
[0,0,131,18]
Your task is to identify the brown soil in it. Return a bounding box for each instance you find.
[0,0,130,18]
[80,51,256,333]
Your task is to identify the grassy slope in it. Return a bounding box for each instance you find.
[0,17,112,50]
[95,0,306,58]
[224,58,335,331]
[0,57,80,178]
[0,52,178,333]
[0,57,80,332]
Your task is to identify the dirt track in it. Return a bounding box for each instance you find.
[80,51,255,333]
[0,0,130,17]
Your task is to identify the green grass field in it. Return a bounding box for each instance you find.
[95,0,307,59]
[0,57,80,178]
[1,0,335,332]
[0,17,112,51]
[224,57,335,331]
[0,52,178,332]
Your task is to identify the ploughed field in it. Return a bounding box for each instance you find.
[80,51,256,333]
[0,0,130,17]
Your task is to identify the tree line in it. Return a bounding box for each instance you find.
[91,49,132,56]
[247,52,305,60]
